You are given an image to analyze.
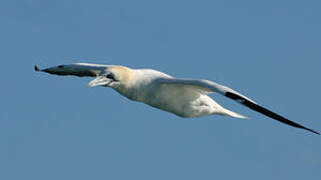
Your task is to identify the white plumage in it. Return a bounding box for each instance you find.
[35,63,319,135]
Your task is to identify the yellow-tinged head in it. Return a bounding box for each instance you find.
[88,65,133,89]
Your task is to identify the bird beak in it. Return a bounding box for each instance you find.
[88,76,111,88]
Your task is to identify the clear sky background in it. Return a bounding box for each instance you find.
[1,0,321,179]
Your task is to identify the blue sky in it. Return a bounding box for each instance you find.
[1,0,321,179]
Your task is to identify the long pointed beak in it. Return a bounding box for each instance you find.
[88,76,111,88]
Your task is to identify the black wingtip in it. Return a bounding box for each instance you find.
[34,65,40,72]
[225,92,320,135]
[305,128,320,135]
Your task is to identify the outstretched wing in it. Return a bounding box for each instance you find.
[159,78,319,135]
[35,63,109,77]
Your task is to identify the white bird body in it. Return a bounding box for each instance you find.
[35,63,319,135]
[93,66,246,118]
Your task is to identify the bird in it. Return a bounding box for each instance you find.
[35,63,319,135]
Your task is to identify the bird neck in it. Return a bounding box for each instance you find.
[112,69,152,102]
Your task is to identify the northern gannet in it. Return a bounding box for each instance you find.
[35,63,319,135]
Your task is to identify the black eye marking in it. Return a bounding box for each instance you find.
[106,73,116,81]
[58,65,64,68]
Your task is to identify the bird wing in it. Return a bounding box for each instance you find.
[159,78,319,135]
[35,63,109,77]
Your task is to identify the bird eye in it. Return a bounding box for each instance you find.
[106,73,116,80]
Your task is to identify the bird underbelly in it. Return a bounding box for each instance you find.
[149,102,212,118]
[144,86,217,118]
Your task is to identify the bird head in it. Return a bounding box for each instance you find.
[88,66,132,89]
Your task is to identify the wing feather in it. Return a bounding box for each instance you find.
[35,63,109,77]
[159,78,319,135]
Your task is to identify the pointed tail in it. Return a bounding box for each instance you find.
[219,108,248,119]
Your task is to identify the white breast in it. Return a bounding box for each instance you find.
[116,69,225,118]
[144,83,223,117]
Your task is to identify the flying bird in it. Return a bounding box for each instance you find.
[35,63,319,135]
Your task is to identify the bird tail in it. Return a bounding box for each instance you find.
[218,108,248,119]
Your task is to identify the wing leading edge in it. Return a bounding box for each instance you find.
[35,63,109,77]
